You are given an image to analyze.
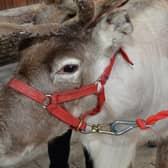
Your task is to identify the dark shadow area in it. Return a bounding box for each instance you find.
[48,129,72,168]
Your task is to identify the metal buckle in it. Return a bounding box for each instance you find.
[76,120,85,131]
[80,123,115,135]
[42,94,52,109]
[91,124,116,135]
[95,80,103,93]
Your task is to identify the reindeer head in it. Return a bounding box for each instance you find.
[0,0,132,166]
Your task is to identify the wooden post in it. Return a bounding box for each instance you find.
[0,0,6,10]
[0,0,41,10]
[14,0,27,7]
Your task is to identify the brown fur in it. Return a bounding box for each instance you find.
[156,137,168,168]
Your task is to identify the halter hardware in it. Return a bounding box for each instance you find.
[42,94,52,109]
[82,121,137,135]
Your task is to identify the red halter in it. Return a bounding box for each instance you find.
[7,48,131,131]
[7,48,168,132]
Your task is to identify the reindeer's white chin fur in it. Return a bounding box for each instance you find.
[80,1,168,168]
[0,144,47,167]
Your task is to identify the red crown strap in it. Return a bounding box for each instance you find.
[100,55,116,85]
[119,48,134,65]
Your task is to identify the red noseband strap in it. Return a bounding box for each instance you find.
[8,79,99,131]
[8,78,46,104]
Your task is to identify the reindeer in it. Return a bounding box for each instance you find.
[0,0,133,167]
[0,0,168,168]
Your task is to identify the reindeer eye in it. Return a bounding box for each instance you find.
[58,64,79,74]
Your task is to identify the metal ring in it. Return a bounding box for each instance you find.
[42,94,52,109]
[76,120,84,131]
